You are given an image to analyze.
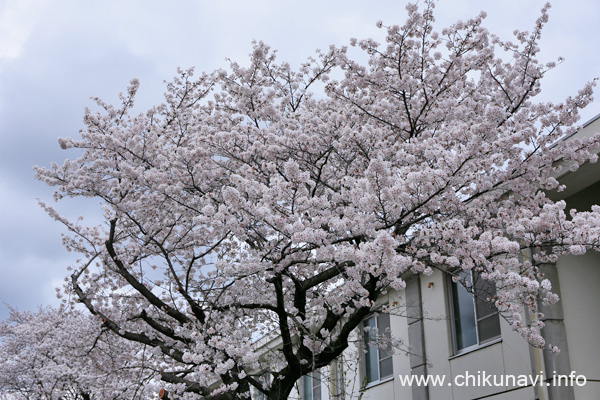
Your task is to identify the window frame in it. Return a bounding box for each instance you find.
[362,312,394,386]
[448,270,501,355]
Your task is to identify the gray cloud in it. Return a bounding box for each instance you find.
[1,0,598,319]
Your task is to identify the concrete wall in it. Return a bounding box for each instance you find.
[356,269,539,400]
[298,250,598,400]
[556,252,600,399]
[309,253,598,400]
[420,270,535,400]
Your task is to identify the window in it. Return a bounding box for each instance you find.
[302,370,321,400]
[363,313,393,384]
[449,270,501,353]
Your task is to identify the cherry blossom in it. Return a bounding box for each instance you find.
[34,2,600,399]
[0,307,157,399]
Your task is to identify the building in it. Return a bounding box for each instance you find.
[285,114,600,400]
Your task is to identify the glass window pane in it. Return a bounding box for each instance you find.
[379,344,392,360]
[378,313,390,335]
[364,315,377,331]
[475,297,496,319]
[312,369,321,386]
[379,356,393,379]
[302,375,313,400]
[474,275,497,318]
[365,341,379,382]
[452,277,477,351]
[364,314,393,383]
[313,385,321,400]
[378,313,392,359]
[478,314,501,343]
[364,317,379,383]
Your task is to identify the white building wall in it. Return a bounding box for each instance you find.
[288,260,597,400]
[351,268,542,400]
[309,251,598,400]
[557,252,600,399]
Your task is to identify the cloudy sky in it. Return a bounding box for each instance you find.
[1,0,599,319]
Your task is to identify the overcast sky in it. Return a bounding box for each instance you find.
[1,0,599,319]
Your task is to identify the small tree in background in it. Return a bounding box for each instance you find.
[0,306,157,399]
[35,2,600,399]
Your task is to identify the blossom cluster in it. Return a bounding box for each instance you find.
[33,2,600,398]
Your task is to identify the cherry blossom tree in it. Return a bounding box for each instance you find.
[35,2,600,399]
[0,306,157,399]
